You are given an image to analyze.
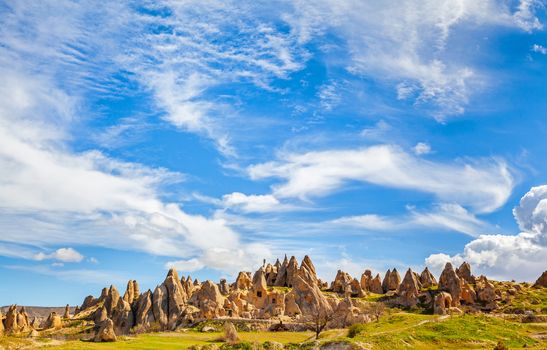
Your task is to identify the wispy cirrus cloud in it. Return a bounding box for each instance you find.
[248,144,513,214]
[287,0,543,119]
[329,203,489,237]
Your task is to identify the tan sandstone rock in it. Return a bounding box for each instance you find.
[369,274,383,294]
[235,272,252,290]
[439,263,462,307]
[420,267,437,288]
[188,280,225,319]
[433,292,452,315]
[94,318,117,342]
[45,312,62,329]
[534,271,547,287]
[456,262,475,284]
[397,269,420,307]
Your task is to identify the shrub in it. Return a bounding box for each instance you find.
[347,323,366,338]
[493,341,509,350]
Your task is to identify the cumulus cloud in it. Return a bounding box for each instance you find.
[532,44,547,54]
[34,248,84,263]
[413,142,431,155]
[249,145,513,213]
[425,185,547,281]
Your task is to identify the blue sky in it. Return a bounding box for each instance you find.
[1,0,546,306]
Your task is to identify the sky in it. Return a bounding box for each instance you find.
[0,0,546,306]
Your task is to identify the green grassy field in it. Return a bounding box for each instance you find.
[1,314,545,349]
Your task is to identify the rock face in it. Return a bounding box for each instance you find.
[434,292,452,315]
[94,306,108,324]
[475,276,499,310]
[80,295,97,311]
[439,263,462,307]
[94,318,117,342]
[63,304,71,319]
[332,270,353,294]
[397,269,420,307]
[164,269,187,329]
[235,272,252,290]
[219,279,230,296]
[534,271,547,287]
[188,280,225,319]
[456,262,475,284]
[287,269,332,317]
[104,285,120,316]
[123,280,139,304]
[360,270,372,291]
[45,312,62,329]
[369,274,384,294]
[134,290,154,329]
[112,300,134,335]
[152,284,168,328]
[382,269,401,292]
[4,305,31,333]
[420,267,437,288]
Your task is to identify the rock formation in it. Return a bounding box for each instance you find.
[439,263,462,307]
[164,269,187,328]
[68,256,524,338]
[360,270,372,291]
[382,269,401,292]
[4,305,31,333]
[94,318,117,342]
[420,267,437,288]
[433,292,452,315]
[456,262,475,284]
[235,272,252,290]
[534,271,547,287]
[134,290,154,329]
[104,285,120,316]
[111,300,134,334]
[188,280,225,319]
[63,304,71,319]
[123,280,139,304]
[45,312,62,329]
[369,274,383,294]
[396,269,420,307]
[219,279,230,296]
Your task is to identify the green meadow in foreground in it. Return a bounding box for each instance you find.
[1,313,545,350]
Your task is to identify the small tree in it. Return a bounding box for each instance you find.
[366,302,385,322]
[309,308,333,340]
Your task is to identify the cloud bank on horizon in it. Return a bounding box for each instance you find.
[0,0,546,303]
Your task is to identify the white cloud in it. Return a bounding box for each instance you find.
[330,203,488,236]
[413,142,431,155]
[330,214,396,231]
[5,265,130,286]
[165,258,205,273]
[425,185,547,281]
[34,248,84,263]
[0,22,269,275]
[222,192,281,213]
[317,81,341,111]
[248,144,513,213]
[287,0,543,119]
[532,44,547,54]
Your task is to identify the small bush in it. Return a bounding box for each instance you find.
[493,341,509,350]
[347,323,366,338]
